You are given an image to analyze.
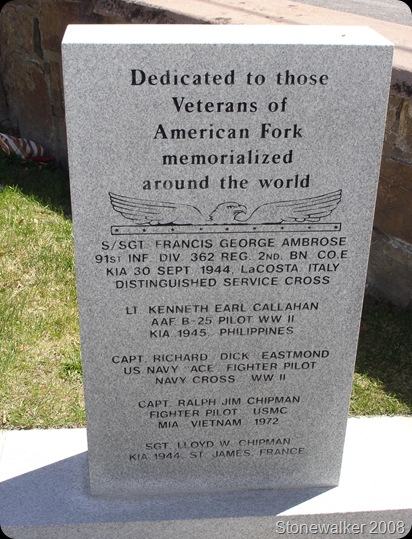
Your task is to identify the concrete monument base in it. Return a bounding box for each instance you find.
[1,417,411,538]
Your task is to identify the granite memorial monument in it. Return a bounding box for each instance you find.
[62,24,393,497]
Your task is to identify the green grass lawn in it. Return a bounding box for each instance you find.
[0,154,411,429]
[0,156,84,428]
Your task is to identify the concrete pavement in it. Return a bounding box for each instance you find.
[288,0,411,26]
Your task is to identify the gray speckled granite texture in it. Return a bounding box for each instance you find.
[62,25,393,497]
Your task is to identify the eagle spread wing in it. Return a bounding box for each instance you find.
[109,192,208,225]
[237,190,342,224]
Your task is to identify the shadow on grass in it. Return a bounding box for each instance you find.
[0,154,72,218]
[356,294,412,409]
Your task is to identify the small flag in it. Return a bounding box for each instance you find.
[0,132,46,160]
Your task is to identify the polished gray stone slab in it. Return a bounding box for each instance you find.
[62,25,393,496]
[1,419,411,538]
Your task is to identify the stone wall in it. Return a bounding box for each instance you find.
[367,87,412,308]
[0,0,125,164]
[0,0,411,307]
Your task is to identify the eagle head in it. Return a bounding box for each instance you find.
[209,202,247,223]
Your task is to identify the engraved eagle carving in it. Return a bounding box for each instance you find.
[109,190,341,226]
